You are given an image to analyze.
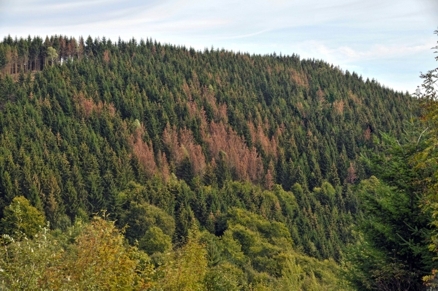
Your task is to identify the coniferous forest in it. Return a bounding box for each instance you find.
[0,31,437,290]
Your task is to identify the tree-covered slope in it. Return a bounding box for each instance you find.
[0,35,419,289]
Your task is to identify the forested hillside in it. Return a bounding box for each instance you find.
[0,35,424,290]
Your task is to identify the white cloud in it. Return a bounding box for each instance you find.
[0,0,436,92]
[336,42,434,62]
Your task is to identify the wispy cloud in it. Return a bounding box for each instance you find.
[335,42,434,62]
[0,0,436,92]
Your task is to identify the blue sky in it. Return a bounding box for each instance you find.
[1,0,437,93]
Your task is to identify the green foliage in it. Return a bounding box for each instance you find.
[411,28,438,287]
[0,34,422,289]
[342,29,438,290]
[44,216,143,290]
[0,216,154,290]
[199,208,352,290]
[0,213,352,290]
[155,226,208,291]
[0,227,58,290]
[139,226,172,255]
[0,196,46,238]
[46,46,58,64]
[313,181,336,206]
[118,199,175,246]
[346,134,435,290]
[204,261,245,291]
[280,253,351,291]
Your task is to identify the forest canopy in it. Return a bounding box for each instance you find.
[0,31,435,290]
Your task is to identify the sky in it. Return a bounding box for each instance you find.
[0,0,437,93]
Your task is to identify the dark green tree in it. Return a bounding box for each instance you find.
[346,134,435,290]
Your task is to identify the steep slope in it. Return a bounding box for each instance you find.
[0,36,417,266]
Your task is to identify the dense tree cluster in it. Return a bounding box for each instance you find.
[0,33,424,289]
[345,29,438,291]
[0,210,351,290]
